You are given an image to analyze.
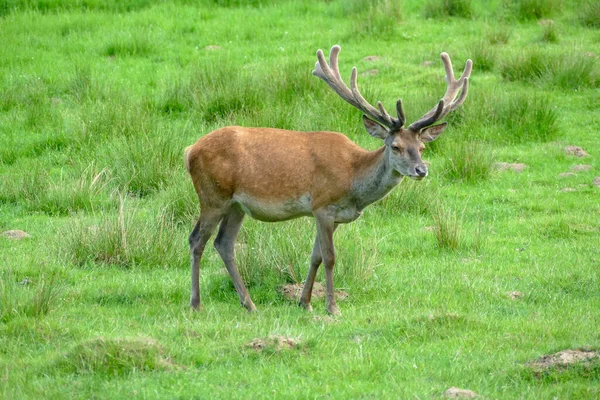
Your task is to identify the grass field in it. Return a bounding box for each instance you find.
[1,0,599,398]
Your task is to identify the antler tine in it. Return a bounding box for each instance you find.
[408,53,472,132]
[313,45,402,130]
[350,67,394,127]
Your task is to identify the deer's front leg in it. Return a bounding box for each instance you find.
[298,235,321,312]
[314,209,340,316]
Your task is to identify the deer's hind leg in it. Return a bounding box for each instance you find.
[213,205,256,312]
[189,207,223,310]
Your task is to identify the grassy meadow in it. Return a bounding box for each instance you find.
[1,0,600,398]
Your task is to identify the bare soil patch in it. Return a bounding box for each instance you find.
[528,349,599,372]
[246,335,300,352]
[360,69,378,76]
[565,146,589,157]
[560,187,577,192]
[495,162,527,173]
[280,282,349,302]
[2,230,31,239]
[363,55,381,62]
[507,291,523,300]
[558,172,575,178]
[593,177,600,187]
[570,164,592,172]
[443,387,479,398]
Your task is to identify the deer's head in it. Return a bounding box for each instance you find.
[313,46,472,180]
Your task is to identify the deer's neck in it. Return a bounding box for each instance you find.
[351,146,403,210]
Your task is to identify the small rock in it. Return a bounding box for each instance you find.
[19,277,31,286]
[495,162,527,173]
[570,164,592,172]
[560,187,576,192]
[363,55,381,62]
[203,45,221,51]
[2,230,31,239]
[593,177,600,187]
[360,69,378,76]
[422,60,434,67]
[443,387,479,398]
[565,146,589,157]
[558,172,575,178]
[507,291,523,300]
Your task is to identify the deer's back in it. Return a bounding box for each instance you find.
[185,126,367,209]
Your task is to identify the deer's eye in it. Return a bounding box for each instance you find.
[391,145,401,152]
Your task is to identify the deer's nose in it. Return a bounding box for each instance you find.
[415,165,428,177]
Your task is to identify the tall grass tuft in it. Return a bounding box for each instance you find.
[500,50,599,89]
[505,0,561,21]
[63,195,187,268]
[469,90,559,144]
[430,202,464,250]
[486,27,512,45]
[470,40,497,72]
[53,337,171,375]
[540,21,559,43]
[97,133,185,197]
[235,219,313,288]
[424,0,473,19]
[0,271,61,322]
[0,163,113,215]
[103,32,153,58]
[348,0,403,37]
[579,0,600,28]
[442,140,494,182]
[377,178,435,216]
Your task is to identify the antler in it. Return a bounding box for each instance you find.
[408,53,472,132]
[313,45,405,131]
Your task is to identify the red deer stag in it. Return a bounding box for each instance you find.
[185,45,472,315]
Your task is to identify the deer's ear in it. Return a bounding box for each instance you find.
[363,115,389,140]
[420,122,447,143]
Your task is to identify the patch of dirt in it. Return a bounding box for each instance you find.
[565,146,589,157]
[538,19,554,26]
[1,230,31,239]
[280,282,348,302]
[593,177,600,187]
[507,291,523,300]
[571,164,592,172]
[443,387,479,398]
[363,55,381,62]
[203,45,221,51]
[528,349,599,371]
[495,162,527,173]
[422,60,434,67]
[360,69,378,76]
[558,172,576,178]
[246,335,299,352]
[560,187,577,192]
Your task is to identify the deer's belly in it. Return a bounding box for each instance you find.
[233,193,313,222]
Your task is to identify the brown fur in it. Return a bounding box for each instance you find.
[186,126,383,210]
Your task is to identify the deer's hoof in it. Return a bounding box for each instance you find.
[244,301,257,313]
[326,305,341,316]
[299,301,313,312]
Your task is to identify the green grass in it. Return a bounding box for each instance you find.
[1,0,600,398]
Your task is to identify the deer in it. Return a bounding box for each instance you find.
[185,45,472,315]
